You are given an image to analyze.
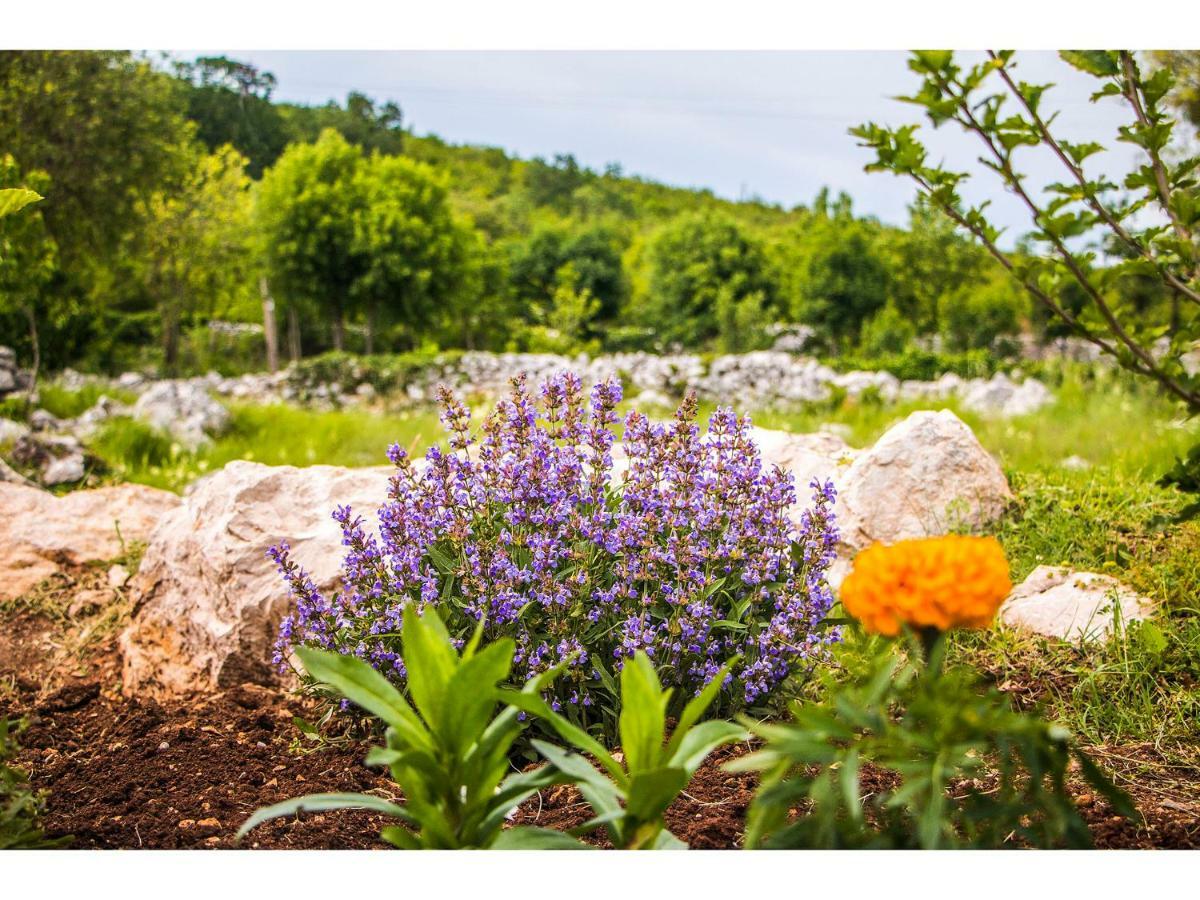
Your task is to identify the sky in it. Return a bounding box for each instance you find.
[194,50,1148,239]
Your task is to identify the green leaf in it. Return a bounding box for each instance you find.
[500,690,623,782]
[617,652,668,774]
[380,825,421,849]
[0,188,43,219]
[625,766,689,822]
[650,829,689,850]
[664,658,738,762]
[1059,50,1120,78]
[236,792,413,842]
[442,638,514,754]
[401,603,458,731]
[295,646,429,749]
[666,719,746,774]
[490,826,589,850]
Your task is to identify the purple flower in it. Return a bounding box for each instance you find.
[271,374,841,728]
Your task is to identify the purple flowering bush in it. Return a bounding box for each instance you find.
[271,372,840,737]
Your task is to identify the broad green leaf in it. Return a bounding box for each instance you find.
[401,603,458,731]
[0,188,42,219]
[236,792,412,842]
[664,658,738,762]
[490,826,588,850]
[617,652,668,774]
[666,719,747,774]
[1059,50,1120,78]
[442,638,514,754]
[380,825,421,849]
[625,766,689,822]
[499,690,623,782]
[650,829,688,850]
[295,646,429,749]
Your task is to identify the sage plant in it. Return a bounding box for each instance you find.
[271,372,840,734]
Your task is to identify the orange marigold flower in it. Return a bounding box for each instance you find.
[839,535,1012,636]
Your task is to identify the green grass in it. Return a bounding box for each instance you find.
[36,382,138,420]
[92,403,443,492]
[747,370,1199,478]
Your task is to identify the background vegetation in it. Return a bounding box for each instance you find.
[3,51,1197,377]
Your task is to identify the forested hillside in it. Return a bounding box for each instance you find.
[0,51,1187,375]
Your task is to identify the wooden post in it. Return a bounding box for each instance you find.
[260,276,279,373]
[287,306,301,363]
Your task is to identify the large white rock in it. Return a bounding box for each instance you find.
[0,481,181,601]
[120,461,390,697]
[132,380,231,448]
[1000,566,1154,642]
[837,409,1013,550]
[750,426,858,513]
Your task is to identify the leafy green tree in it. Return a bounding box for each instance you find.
[940,274,1022,352]
[884,198,993,334]
[0,161,57,387]
[1152,50,1200,133]
[641,211,778,347]
[791,216,892,349]
[506,223,627,326]
[0,51,195,273]
[257,129,367,351]
[174,56,289,177]
[351,154,471,352]
[860,301,916,355]
[130,145,256,371]
[280,92,405,157]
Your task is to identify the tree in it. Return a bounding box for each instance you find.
[257,129,367,352]
[853,50,1200,412]
[1152,51,1200,134]
[175,56,289,177]
[350,154,470,352]
[130,145,256,371]
[884,198,994,334]
[0,51,199,369]
[506,223,627,327]
[790,216,892,349]
[640,211,778,348]
[280,92,405,157]
[0,158,57,388]
[940,274,1022,352]
[0,51,194,274]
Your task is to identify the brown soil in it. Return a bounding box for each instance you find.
[3,591,1198,850]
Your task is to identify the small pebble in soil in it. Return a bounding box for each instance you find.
[157,741,170,752]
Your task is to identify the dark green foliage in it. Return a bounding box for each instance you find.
[793,217,892,349]
[174,56,289,178]
[731,633,1134,849]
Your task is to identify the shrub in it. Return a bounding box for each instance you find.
[272,373,840,741]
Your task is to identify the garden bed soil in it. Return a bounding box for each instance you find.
[3,599,1198,850]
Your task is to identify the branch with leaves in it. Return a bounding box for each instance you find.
[852,50,1200,412]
